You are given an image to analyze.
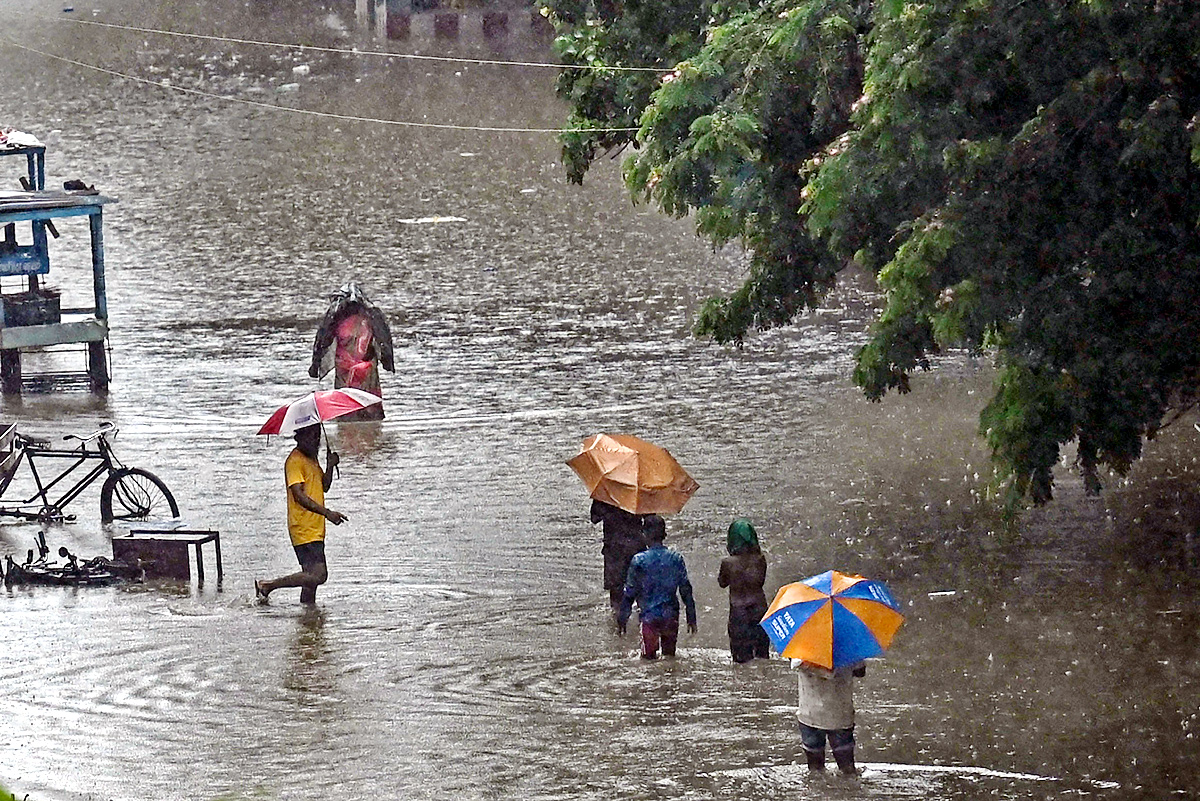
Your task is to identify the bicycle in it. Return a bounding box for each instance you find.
[2,531,144,586]
[0,421,179,523]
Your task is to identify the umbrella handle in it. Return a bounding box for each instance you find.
[320,420,340,479]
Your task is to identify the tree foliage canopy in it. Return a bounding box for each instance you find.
[539,0,1200,508]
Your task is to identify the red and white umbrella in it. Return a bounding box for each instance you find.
[257,388,383,436]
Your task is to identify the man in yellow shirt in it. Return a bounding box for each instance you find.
[255,424,347,604]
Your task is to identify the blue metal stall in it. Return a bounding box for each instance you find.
[0,144,113,393]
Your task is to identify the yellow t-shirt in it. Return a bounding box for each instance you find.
[285,448,325,546]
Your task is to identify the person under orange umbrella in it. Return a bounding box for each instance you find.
[591,499,648,615]
[568,433,699,617]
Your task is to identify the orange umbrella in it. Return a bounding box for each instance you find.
[566,433,699,515]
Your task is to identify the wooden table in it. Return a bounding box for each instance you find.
[112,529,222,583]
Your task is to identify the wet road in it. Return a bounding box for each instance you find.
[1,1,1198,799]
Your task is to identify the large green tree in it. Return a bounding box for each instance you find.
[540,0,1200,508]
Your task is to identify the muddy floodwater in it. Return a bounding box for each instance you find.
[1,1,1199,800]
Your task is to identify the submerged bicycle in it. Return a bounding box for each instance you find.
[3,531,145,586]
[0,422,179,523]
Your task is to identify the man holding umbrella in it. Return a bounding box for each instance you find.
[761,570,905,774]
[255,388,381,604]
[591,499,647,616]
[566,433,700,619]
[255,423,348,605]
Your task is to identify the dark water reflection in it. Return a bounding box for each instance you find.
[1,1,1198,799]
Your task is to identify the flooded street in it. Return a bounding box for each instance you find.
[1,1,1199,799]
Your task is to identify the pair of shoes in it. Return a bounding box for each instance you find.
[254,580,269,603]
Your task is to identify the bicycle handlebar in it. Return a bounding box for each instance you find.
[62,422,117,444]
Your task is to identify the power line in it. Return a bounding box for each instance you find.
[20,11,667,73]
[0,39,641,134]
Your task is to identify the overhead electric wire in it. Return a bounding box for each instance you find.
[18,10,668,72]
[0,39,642,134]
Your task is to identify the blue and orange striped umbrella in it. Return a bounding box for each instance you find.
[760,570,904,670]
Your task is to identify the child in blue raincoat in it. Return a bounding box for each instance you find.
[617,515,697,659]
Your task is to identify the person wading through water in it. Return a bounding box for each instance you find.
[591,499,647,618]
[718,518,770,663]
[617,515,698,659]
[255,423,347,605]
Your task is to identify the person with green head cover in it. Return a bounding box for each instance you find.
[718,518,770,663]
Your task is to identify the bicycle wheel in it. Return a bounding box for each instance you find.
[100,468,180,522]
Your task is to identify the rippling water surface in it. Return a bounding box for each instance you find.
[1,1,1198,799]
